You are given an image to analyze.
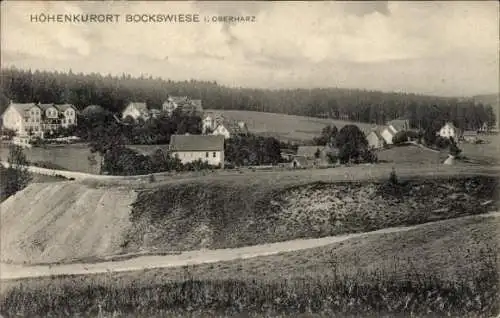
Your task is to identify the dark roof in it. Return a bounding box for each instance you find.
[169,134,225,152]
[217,119,249,135]
[292,156,310,166]
[387,119,409,132]
[168,96,189,104]
[54,104,77,112]
[38,103,59,111]
[7,103,39,116]
[463,130,478,136]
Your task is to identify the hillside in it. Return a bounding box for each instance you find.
[2,212,498,317]
[1,174,497,265]
[205,109,373,142]
[0,182,136,264]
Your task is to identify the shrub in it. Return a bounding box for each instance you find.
[392,131,409,145]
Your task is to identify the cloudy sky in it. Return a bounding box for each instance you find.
[1,1,498,97]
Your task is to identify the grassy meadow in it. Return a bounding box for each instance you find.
[204,109,374,142]
[1,214,498,317]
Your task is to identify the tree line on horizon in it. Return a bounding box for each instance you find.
[0,67,496,131]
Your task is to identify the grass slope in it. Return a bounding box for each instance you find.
[123,175,498,254]
[2,214,498,317]
[205,109,373,142]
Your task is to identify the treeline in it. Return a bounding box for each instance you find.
[0,67,496,131]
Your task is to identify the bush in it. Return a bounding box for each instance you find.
[435,136,451,149]
[392,131,409,145]
[360,148,377,163]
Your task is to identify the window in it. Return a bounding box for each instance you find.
[213,152,216,158]
[206,152,209,158]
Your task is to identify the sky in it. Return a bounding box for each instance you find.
[1,1,499,97]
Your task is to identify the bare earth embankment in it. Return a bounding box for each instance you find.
[0,182,136,264]
[1,172,497,265]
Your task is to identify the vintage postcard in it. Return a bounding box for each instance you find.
[0,1,499,317]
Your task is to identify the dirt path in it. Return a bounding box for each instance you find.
[1,211,498,280]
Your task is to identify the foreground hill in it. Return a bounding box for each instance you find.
[1,173,497,265]
[2,212,498,317]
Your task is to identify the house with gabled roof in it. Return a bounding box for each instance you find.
[366,129,385,149]
[212,119,249,139]
[122,102,149,121]
[380,125,398,145]
[438,122,461,140]
[162,96,189,115]
[296,145,338,165]
[2,102,43,137]
[169,134,225,167]
[1,101,78,138]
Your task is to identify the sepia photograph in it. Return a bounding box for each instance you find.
[0,1,499,317]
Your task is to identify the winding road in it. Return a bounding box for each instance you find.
[1,211,499,281]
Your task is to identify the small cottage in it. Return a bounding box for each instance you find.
[380,125,398,145]
[122,102,149,121]
[366,130,385,149]
[290,155,311,168]
[212,119,249,139]
[438,122,460,139]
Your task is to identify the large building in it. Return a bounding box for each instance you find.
[1,102,78,138]
[169,134,225,167]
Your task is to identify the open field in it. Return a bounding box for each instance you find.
[461,133,500,165]
[1,171,497,265]
[0,143,99,174]
[205,109,373,142]
[377,145,448,165]
[1,214,498,317]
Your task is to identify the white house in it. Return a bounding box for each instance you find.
[2,102,43,137]
[122,102,149,120]
[169,134,225,167]
[438,122,460,139]
[162,96,189,115]
[202,113,219,134]
[212,120,249,139]
[1,102,78,137]
[380,125,398,145]
[57,104,78,128]
[366,130,385,149]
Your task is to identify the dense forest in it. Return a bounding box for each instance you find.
[0,67,496,131]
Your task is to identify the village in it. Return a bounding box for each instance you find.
[1,94,496,177]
